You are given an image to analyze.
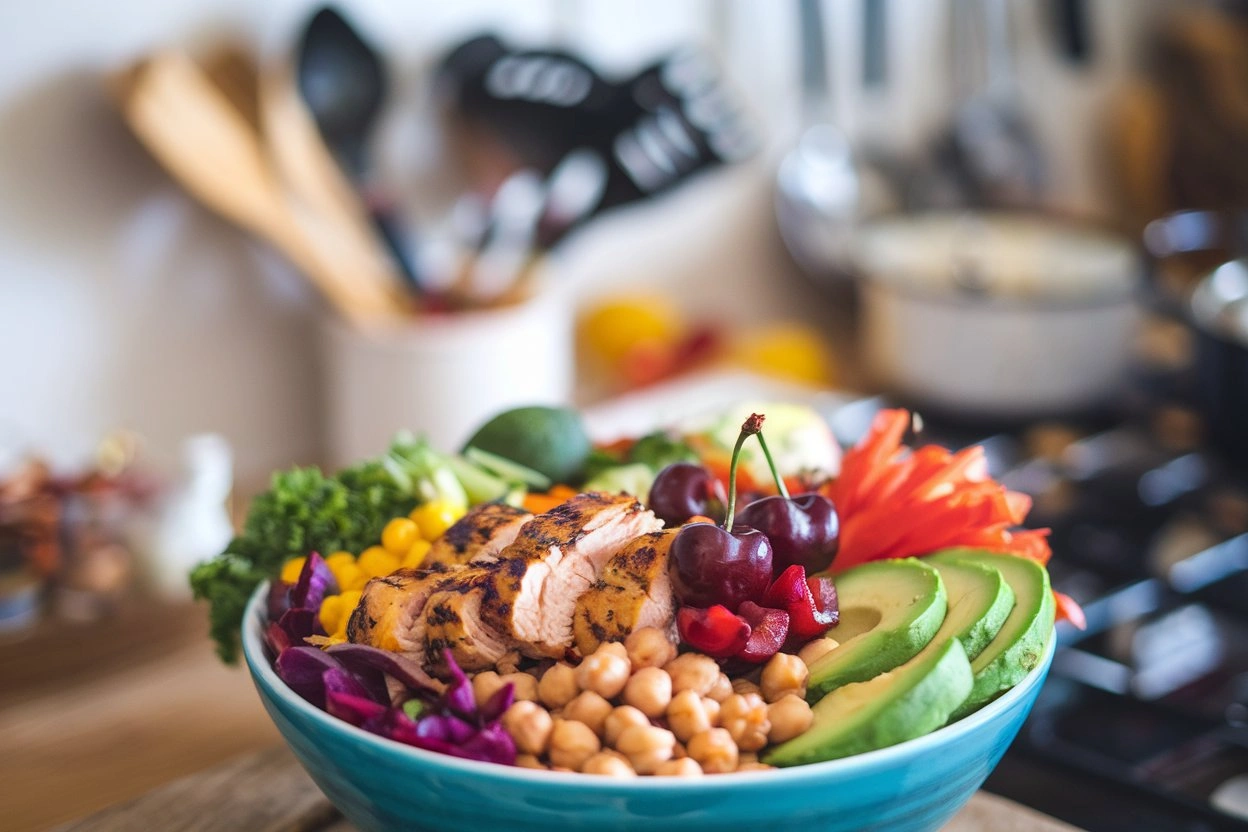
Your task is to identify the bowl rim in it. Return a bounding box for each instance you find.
[243,581,1054,790]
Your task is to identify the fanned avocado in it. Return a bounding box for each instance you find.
[928,559,1015,661]
[766,638,974,765]
[929,549,1054,718]
[806,559,947,701]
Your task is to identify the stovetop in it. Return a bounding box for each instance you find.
[828,400,1248,831]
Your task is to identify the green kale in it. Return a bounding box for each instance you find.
[190,456,419,663]
[628,432,698,471]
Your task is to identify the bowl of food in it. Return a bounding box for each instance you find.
[202,403,1076,832]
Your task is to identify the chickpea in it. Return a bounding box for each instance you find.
[549,718,601,771]
[654,757,703,777]
[604,705,650,747]
[596,641,630,661]
[672,741,687,759]
[707,672,734,702]
[623,666,672,717]
[515,753,547,770]
[720,693,770,752]
[666,690,711,743]
[761,653,808,703]
[576,652,631,700]
[664,653,719,696]
[563,690,613,737]
[730,678,761,697]
[539,663,580,709]
[686,728,738,774]
[767,694,814,744]
[472,671,506,708]
[798,637,839,667]
[501,700,554,756]
[737,761,774,772]
[738,752,758,766]
[702,696,721,727]
[615,723,677,774]
[501,671,539,703]
[581,751,637,777]
[625,626,677,669]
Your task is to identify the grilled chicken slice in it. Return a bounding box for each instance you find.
[573,529,678,656]
[425,502,533,567]
[482,492,663,658]
[346,564,461,662]
[423,567,513,674]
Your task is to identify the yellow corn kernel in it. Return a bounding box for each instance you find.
[381,517,420,555]
[332,590,363,638]
[325,551,355,570]
[329,561,366,593]
[318,594,345,635]
[358,545,400,579]
[410,500,465,541]
[280,557,306,584]
[402,538,433,569]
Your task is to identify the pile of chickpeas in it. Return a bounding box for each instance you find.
[471,628,840,777]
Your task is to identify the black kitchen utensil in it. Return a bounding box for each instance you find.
[296,6,419,289]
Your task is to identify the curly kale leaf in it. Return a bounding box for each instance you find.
[191,459,419,663]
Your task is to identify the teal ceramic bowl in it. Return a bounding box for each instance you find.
[243,584,1054,832]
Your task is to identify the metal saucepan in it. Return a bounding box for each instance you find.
[1145,209,1248,467]
[853,211,1143,421]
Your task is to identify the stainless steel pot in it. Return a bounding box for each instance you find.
[1146,209,1248,467]
[854,212,1142,420]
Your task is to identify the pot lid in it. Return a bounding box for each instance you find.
[1191,258,1248,347]
[854,212,1140,302]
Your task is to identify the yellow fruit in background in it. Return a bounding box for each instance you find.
[579,296,682,365]
[333,590,364,638]
[403,538,433,569]
[358,546,400,579]
[280,557,306,584]
[410,500,464,541]
[381,517,419,555]
[325,551,355,570]
[731,324,837,387]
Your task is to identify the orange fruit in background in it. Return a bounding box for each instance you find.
[730,324,837,387]
[578,296,683,365]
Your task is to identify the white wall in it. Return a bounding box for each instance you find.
[0,0,1172,480]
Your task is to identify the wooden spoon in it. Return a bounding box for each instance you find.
[113,51,404,327]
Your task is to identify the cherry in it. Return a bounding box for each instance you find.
[649,462,726,526]
[677,605,751,657]
[763,564,839,644]
[670,523,773,610]
[736,601,790,663]
[670,415,774,609]
[735,417,839,574]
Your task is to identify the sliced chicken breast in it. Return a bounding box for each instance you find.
[346,564,461,663]
[423,567,513,674]
[573,529,678,656]
[425,502,533,567]
[482,492,663,658]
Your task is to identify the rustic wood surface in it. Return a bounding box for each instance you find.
[56,745,1083,832]
[0,603,279,832]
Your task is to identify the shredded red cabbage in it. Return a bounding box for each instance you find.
[267,560,517,766]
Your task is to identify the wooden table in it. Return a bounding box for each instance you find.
[57,745,1083,832]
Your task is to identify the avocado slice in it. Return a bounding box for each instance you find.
[928,559,1015,661]
[806,559,947,700]
[765,638,974,765]
[929,550,1055,718]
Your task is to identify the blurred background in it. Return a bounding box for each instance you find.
[2,1,1248,830]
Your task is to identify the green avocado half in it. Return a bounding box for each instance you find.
[805,558,947,701]
[928,549,1055,719]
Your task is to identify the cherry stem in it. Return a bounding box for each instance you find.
[725,414,765,530]
[755,431,791,500]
